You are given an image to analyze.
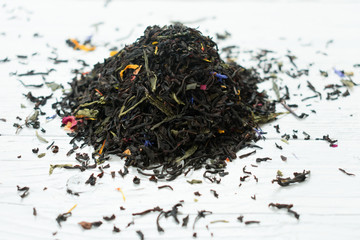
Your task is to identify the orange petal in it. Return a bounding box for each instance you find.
[120,64,140,80]
[99,139,106,155]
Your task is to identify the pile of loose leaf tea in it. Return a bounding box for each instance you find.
[58,24,276,180]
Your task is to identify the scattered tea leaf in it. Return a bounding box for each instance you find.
[103,214,116,221]
[272,170,310,186]
[49,164,73,175]
[35,131,49,143]
[78,221,92,230]
[339,168,355,176]
[187,179,202,184]
[136,230,144,240]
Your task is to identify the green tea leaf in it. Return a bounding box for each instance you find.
[210,220,229,224]
[78,97,106,108]
[76,109,99,118]
[146,92,174,117]
[171,129,179,136]
[175,145,198,163]
[110,131,117,138]
[28,110,39,122]
[36,131,49,143]
[171,92,185,105]
[46,82,62,91]
[272,78,280,101]
[187,179,202,184]
[253,112,287,124]
[150,74,157,92]
[186,83,197,90]
[118,96,147,118]
[143,49,157,92]
[151,115,180,131]
[341,79,355,89]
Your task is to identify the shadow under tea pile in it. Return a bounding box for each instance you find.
[60,25,275,180]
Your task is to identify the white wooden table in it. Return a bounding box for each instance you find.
[0,0,360,239]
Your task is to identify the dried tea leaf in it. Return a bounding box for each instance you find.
[187,179,202,184]
[175,145,198,163]
[210,220,229,224]
[253,112,286,124]
[46,82,62,91]
[78,97,106,108]
[143,49,157,92]
[171,92,185,105]
[113,225,121,232]
[186,83,197,90]
[182,215,189,227]
[341,79,355,89]
[49,164,73,175]
[28,110,39,122]
[272,170,310,186]
[35,131,49,143]
[118,96,147,118]
[272,78,280,100]
[78,221,92,230]
[76,109,99,118]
